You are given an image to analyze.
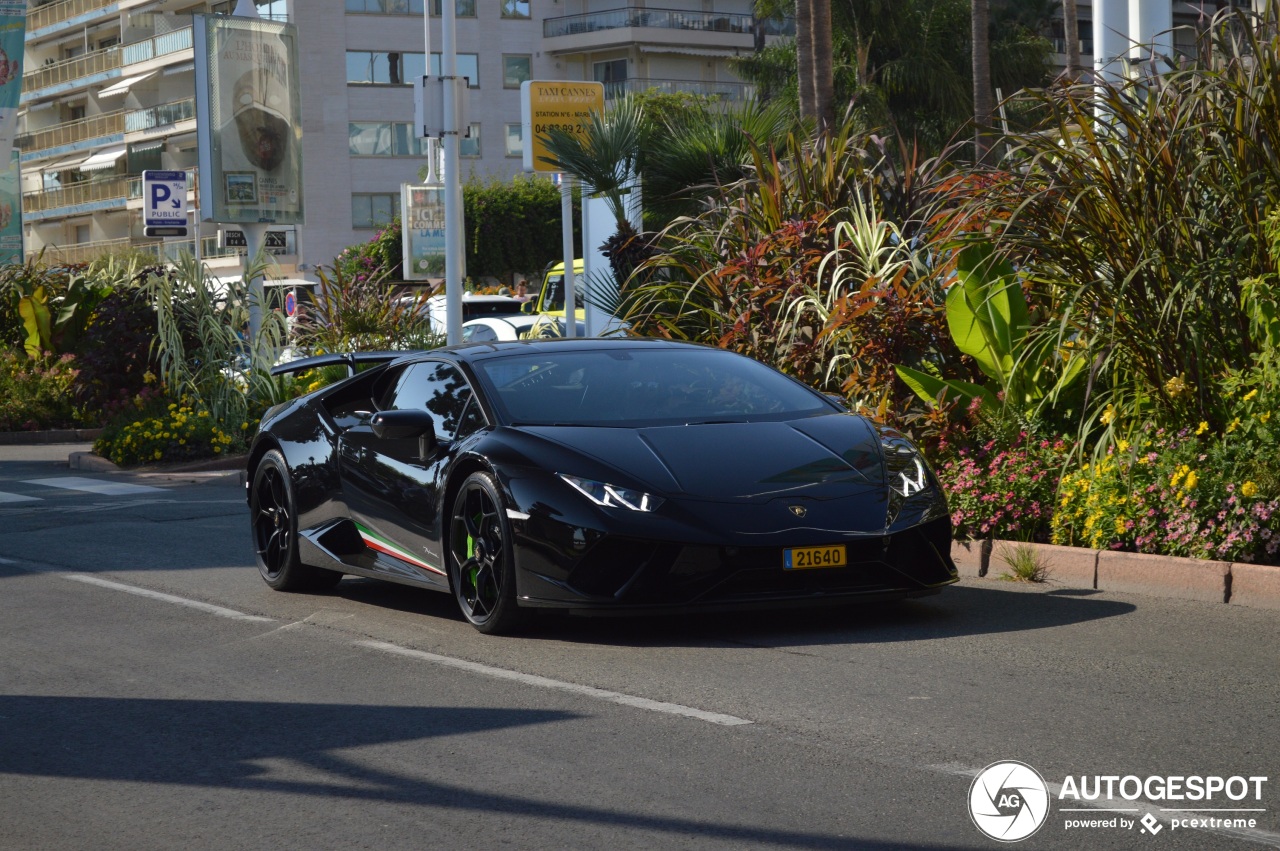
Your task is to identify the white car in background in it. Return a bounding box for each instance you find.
[461,314,588,343]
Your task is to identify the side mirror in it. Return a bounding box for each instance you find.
[370,409,438,459]
[521,301,534,314]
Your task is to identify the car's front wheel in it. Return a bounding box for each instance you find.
[250,449,342,592]
[448,471,525,634]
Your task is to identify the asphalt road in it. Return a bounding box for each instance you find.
[1,447,1278,850]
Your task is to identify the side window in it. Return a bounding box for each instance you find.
[387,362,474,442]
[456,395,486,439]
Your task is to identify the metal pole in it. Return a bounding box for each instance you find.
[561,177,575,338]
[242,222,268,367]
[443,0,463,345]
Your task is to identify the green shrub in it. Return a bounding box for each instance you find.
[0,351,85,431]
[93,395,251,467]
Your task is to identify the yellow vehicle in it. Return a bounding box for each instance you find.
[523,259,585,322]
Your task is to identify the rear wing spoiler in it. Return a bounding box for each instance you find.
[269,350,413,377]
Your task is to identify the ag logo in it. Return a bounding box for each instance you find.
[968,761,1050,842]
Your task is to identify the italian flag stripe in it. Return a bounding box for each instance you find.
[355,522,445,576]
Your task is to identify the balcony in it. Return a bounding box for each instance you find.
[15,110,126,157]
[23,175,131,216]
[125,98,196,134]
[542,7,792,53]
[121,27,194,66]
[603,77,754,101]
[28,0,116,34]
[42,236,239,267]
[545,7,751,37]
[23,46,122,96]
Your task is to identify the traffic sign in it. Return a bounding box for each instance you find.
[143,170,188,237]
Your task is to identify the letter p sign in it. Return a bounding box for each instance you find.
[143,170,188,236]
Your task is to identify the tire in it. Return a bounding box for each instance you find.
[250,449,342,592]
[448,471,525,634]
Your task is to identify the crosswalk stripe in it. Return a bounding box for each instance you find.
[21,476,164,496]
[0,491,41,503]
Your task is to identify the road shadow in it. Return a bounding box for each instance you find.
[0,695,960,850]
[320,577,1136,650]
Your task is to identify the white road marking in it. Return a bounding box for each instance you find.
[0,491,41,503]
[358,640,753,727]
[23,476,164,496]
[929,763,1280,849]
[64,574,274,623]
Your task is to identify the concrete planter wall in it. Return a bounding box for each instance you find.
[950,538,1280,610]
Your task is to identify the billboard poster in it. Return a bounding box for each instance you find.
[193,14,303,225]
[0,2,27,155]
[402,184,446,281]
[0,149,20,266]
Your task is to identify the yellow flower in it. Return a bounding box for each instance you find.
[1242,481,1259,498]
[1099,405,1116,425]
[1164,374,1187,398]
[1184,471,1199,490]
[1196,421,1209,435]
[1117,440,1130,452]
[153,451,162,460]
[1243,388,1259,402]
[143,370,156,385]
[1227,417,1241,434]
[1261,412,1272,424]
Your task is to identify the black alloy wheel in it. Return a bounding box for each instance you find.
[250,449,341,592]
[448,471,524,634]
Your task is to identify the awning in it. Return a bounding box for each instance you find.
[77,145,128,172]
[163,63,195,76]
[637,44,742,57]
[97,72,156,99]
[41,154,88,173]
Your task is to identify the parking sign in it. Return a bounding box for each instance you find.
[143,170,189,237]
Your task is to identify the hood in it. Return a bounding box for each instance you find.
[521,414,885,501]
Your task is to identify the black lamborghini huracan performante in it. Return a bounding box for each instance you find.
[248,338,958,633]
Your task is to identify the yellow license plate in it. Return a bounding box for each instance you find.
[783,545,847,570]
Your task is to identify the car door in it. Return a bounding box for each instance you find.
[336,360,485,587]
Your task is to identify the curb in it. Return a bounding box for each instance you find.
[0,428,102,445]
[952,539,1280,611]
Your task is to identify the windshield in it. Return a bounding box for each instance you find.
[478,347,833,426]
[539,273,584,311]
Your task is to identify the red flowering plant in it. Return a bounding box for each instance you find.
[936,431,1071,543]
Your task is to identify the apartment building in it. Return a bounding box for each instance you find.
[17,0,783,277]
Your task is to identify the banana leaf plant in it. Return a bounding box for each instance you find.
[895,242,1085,415]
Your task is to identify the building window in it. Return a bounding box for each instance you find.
[461,123,480,158]
[347,51,427,85]
[430,0,476,17]
[502,55,531,89]
[349,122,426,156]
[427,53,480,87]
[346,0,426,12]
[501,0,530,19]
[353,193,398,229]
[504,123,522,157]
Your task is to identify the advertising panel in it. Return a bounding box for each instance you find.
[401,184,446,281]
[194,14,303,225]
[0,1,26,155]
[0,149,20,265]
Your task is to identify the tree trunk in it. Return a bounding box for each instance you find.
[1063,0,1081,80]
[796,0,815,121]
[971,0,992,162]
[811,0,835,130]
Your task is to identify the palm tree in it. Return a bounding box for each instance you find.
[538,97,650,286]
[1063,0,1081,79]
[972,0,993,161]
[796,0,834,129]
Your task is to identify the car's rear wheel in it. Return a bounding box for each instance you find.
[448,471,525,634]
[251,449,342,592]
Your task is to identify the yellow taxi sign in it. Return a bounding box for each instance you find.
[520,80,605,173]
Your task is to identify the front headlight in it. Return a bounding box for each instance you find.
[881,434,930,498]
[558,473,665,512]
